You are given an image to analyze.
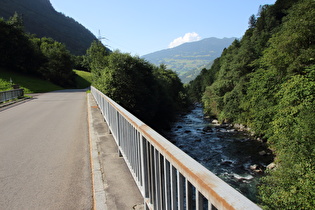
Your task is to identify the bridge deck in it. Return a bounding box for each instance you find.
[88,93,144,209]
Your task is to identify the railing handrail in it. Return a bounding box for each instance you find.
[91,86,261,210]
[0,89,24,103]
[1,89,19,93]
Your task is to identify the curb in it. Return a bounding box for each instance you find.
[87,93,107,210]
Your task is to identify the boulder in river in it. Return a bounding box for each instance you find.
[249,164,263,174]
[221,160,234,165]
[202,126,213,133]
[259,150,267,156]
[266,162,276,170]
[212,119,219,124]
[233,174,254,182]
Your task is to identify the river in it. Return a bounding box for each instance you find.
[164,104,274,203]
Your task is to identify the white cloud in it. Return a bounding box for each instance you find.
[168,32,201,48]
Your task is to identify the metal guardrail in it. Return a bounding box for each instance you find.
[0,89,24,103]
[91,86,261,210]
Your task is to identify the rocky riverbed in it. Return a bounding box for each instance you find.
[164,104,274,202]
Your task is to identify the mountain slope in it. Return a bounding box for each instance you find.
[142,37,235,83]
[0,0,96,55]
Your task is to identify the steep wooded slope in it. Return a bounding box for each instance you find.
[0,0,96,55]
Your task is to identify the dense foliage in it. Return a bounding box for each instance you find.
[187,0,315,208]
[88,41,189,129]
[0,14,75,87]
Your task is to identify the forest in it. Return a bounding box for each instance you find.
[187,0,314,208]
[0,13,75,87]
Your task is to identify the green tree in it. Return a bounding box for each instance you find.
[256,1,315,208]
[259,65,315,209]
[36,37,75,87]
[91,51,188,129]
[248,14,257,29]
[187,58,220,103]
[0,17,39,74]
[202,85,222,117]
[153,64,188,128]
[241,68,280,138]
[93,51,159,124]
[201,36,257,122]
[72,55,89,71]
[84,40,110,72]
[260,0,315,77]
[7,12,24,30]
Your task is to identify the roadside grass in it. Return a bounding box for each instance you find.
[0,68,63,93]
[74,69,92,89]
[0,69,92,94]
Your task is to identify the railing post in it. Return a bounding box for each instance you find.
[164,158,171,210]
[170,165,177,209]
[177,171,185,210]
[154,149,162,210]
[140,136,149,209]
[196,190,204,210]
[186,180,193,210]
[149,144,156,208]
[116,111,122,157]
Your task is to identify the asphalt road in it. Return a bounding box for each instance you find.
[0,89,92,210]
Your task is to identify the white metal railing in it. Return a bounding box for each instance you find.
[0,89,24,103]
[91,86,261,210]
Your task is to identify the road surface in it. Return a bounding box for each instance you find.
[0,89,92,210]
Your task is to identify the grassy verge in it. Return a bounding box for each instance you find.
[0,68,63,93]
[74,69,92,89]
[0,69,92,93]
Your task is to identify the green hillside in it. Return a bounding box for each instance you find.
[74,70,92,89]
[0,0,96,55]
[0,68,63,93]
[142,37,235,83]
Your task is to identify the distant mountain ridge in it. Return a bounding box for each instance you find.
[0,0,96,55]
[142,37,235,83]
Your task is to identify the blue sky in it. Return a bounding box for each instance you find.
[50,0,276,56]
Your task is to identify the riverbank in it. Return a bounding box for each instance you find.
[163,104,274,203]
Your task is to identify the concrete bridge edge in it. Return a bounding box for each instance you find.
[87,93,108,210]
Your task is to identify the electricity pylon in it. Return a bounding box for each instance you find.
[98,30,107,42]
